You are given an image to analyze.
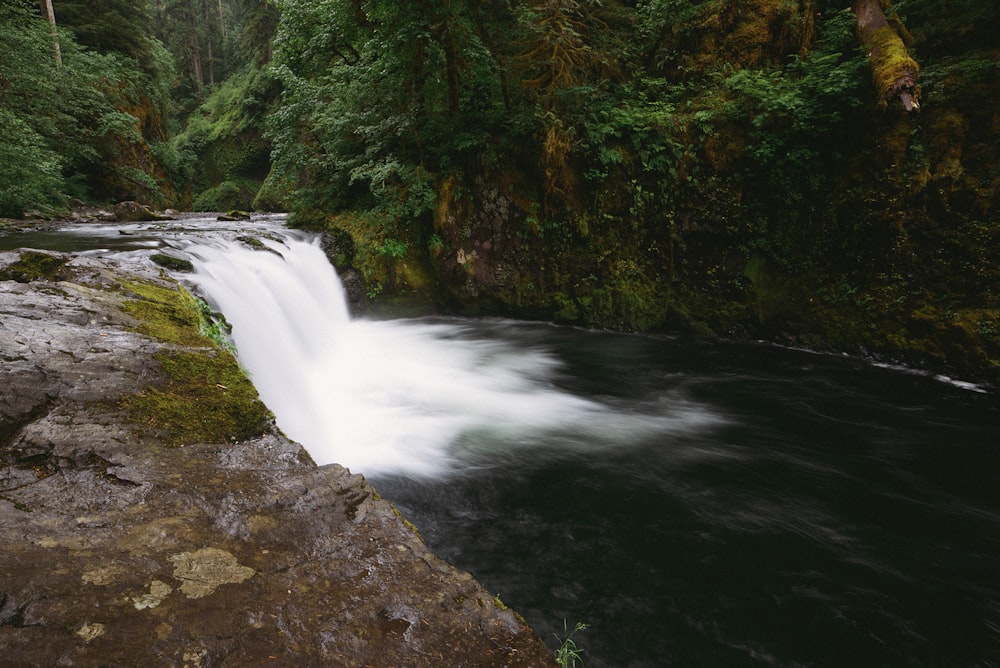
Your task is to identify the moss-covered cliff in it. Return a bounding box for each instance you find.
[270,0,998,382]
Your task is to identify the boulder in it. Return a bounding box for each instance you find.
[113,201,167,223]
[217,210,252,222]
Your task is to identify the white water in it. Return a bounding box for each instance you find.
[179,230,722,477]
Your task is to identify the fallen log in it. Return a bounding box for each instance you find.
[852,0,920,111]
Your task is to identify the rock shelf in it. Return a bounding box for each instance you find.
[0,249,554,667]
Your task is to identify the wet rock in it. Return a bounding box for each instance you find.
[150,253,194,272]
[0,251,555,666]
[114,200,168,222]
[217,210,252,222]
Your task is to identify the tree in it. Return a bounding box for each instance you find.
[0,2,64,215]
[54,0,156,64]
[39,0,62,67]
[269,0,505,218]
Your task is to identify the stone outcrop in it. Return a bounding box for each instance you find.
[0,249,555,666]
[113,201,170,223]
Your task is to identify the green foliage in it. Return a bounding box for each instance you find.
[553,620,589,668]
[378,238,408,260]
[56,0,156,64]
[171,64,279,207]
[578,82,681,193]
[194,296,236,353]
[192,180,256,211]
[269,0,516,220]
[0,0,995,377]
[725,9,867,174]
[0,111,64,217]
[0,4,65,215]
[0,1,179,211]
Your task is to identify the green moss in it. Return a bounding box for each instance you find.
[0,251,70,283]
[869,25,920,105]
[743,255,794,325]
[125,350,272,446]
[120,280,207,347]
[237,235,266,250]
[150,253,194,272]
[322,211,435,307]
[119,278,271,446]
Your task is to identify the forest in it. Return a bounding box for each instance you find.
[1,0,997,380]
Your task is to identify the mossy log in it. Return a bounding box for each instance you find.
[852,0,920,111]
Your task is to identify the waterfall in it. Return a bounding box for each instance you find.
[180,230,720,477]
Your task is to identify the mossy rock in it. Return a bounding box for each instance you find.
[150,253,194,272]
[194,180,257,213]
[114,201,167,222]
[217,210,252,222]
[124,349,273,446]
[119,278,272,446]
[0,251,71,283]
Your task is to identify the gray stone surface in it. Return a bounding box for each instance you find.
[0,250,554,667]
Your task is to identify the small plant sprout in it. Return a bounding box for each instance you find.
[554,620,588,668]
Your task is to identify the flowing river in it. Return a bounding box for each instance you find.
[4,215,998,666]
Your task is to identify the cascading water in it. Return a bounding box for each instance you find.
[180,231,723,476]
[5,215,998,666]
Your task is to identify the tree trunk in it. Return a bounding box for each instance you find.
[207,24,215,87]
[190,31,204,92]
[204,0,216,86]
[852,0,920,111]
[40,0,62,68]
[443,26,461,115]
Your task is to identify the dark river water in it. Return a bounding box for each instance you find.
[368,325,1000,667]
[4,219,998,666]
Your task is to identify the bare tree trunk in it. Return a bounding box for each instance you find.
[443,28,460,115]
[207,29,215,87]
[217,0,226,40]
[190,32,204,92]
[852,0,920,111]
[202,0,216,86]
[40,0,62,68]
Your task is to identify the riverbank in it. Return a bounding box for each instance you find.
[0,247,555,666]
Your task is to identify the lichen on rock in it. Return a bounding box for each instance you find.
[169,548,254,599]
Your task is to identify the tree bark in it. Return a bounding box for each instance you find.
[190,31,204,92]
[40,0,62,68]
[204,0,216,86]
[207,27,215,87]
[852,0,920,111]
[443,25,461,115]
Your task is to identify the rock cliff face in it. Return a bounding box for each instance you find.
[0,250,554,666]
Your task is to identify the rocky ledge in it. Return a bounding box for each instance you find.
[0,249,555,666]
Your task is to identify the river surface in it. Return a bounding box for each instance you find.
[3,216,999,666]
